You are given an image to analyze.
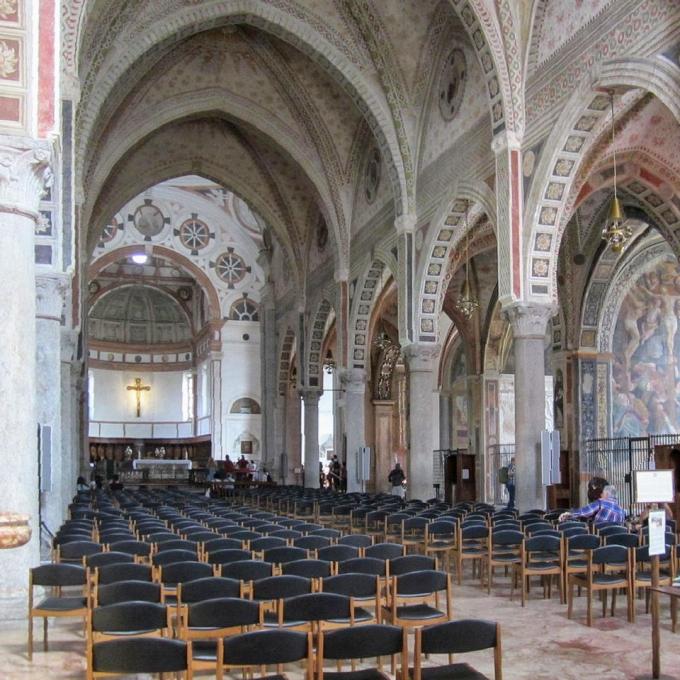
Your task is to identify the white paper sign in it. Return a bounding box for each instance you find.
[648,510,667,556]
[634,469,675,504]
[462,468,470,480]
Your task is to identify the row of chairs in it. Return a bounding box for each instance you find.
[86,620,501,680]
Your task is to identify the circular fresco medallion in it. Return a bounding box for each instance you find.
[215,250,247,286]
[133,202,165,238]
[179,217,211,252]
[438,49,466,121]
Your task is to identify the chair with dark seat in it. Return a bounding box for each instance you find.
[269,529,303,541]
[604,533,639,548]
[295,535,332,552]
[311,528,342,540]
[219,559,273,584]
[424,522,457,574]
[338,534,373,552]
[567,545,633,626]
[178,576,243,607]
[107,539,152,561]
[282,559,333,579]
[94,579,162,606]
[337,557,387,577]
[87,636,191,679]
[95,562,153,586]
[597,525,628,538]
[631,544,674,622]
[88,601,171,644]
[251,536,289,556]
[318,545,360,565]
[85,551,134,571]
[154,539,199,554]
[220,628,313,680]
[158,561,214,598]
[456,525,489,585]
[383,570,452,629]
[364,511,388,540]
[485,529,523,595]
[203,537,244,557]
[178,597,263,676]
[513,535,564,606]
[318,624,407,680]
[365,542,405,561]
[28,563,89,660]
[152,549,200,570]
[227,530,262,545]
[57,540,103,564]
[389,555,436,576]
[385,514,412,543]
[321,573,381,623]
[207,548,253,570]
[251,575,313,626]
[263,546,309,569]
[296,523,323,534]
[401,517,429,553]
[412,619,502,680]
[280,592,362,632]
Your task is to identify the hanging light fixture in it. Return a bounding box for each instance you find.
[601,91,631,253]
[456,201,479,319]
[373,326,394,351]
[322,350,336,374]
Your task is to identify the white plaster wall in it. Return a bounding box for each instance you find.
[220,321,262,461]
[90,368,188,422]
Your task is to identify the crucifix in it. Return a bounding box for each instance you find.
[126,377,150,418]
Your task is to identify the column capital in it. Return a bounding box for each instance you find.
[299,387,322,403]
[503,302,555,339]
[394,213,417,234]
[36,274,68,320]
[338,367,367,394]
[402,342,440,371]
[491,130,523,154]
[0,136,52,217]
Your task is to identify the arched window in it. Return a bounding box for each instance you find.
[230,295,259,321]
[230,398,262,414]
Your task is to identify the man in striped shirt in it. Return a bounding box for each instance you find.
[559,485,625,525]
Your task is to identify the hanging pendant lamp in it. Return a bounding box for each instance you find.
[456,201,479,319]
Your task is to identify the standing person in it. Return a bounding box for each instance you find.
[206,456,217,482]
[331,455,341,489]
[388,462,406,498]
[340,462,347,492]
[505,457,516,510]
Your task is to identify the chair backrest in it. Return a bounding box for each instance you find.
[152,549,200,567]
[321,573,378,598]
[605,533,639,548]
[91,637,188,675]
[419,618,499,654]
[389,555,436,575]
[282,559,332,578]
[86,551,134,569]
[59,540,103,561]
[96,580,162,606]
[524,535,562,555]
[310,528,342,539]
[426,522,456,539]
[187,597,261,628]
[159,560,213,585]
[461,525,489,540]
[317,545,359,563]
[294,536,331,551]
[229,530,262,542]
[178,576,242,603]
[154,539,198,554]
[220,559,273,582]
[365,542,405,560]
[395,569,448,596]
[567,534,600,551]
[320,623,404,660]
[222,629,311,668]
[269,529,303,540]
[562,526,588,538]
[263,546,308,565]
[251,575,313,601]
[97,562,153,585]
[31,563,87,587]
[282,592,351,623]
[206,548,252,565]
[108,540,151,557]
[598,525,628,537]
[591,545,629,566]
[91,601,168,635]
[337,556,386,576]
[251,536,288,552]
[491,529,524,547]
[203,537,244,553]
[338,534,373,549]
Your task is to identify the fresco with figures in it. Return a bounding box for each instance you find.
[612,259,680,437]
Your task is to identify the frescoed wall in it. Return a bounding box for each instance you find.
[612,258,680,437]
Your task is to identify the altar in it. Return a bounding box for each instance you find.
[132,458,193,481]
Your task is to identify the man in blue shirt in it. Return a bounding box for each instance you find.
[559,485,625,525]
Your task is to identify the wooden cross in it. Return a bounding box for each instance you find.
[126,377,150,418]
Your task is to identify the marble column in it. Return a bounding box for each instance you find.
[403,343,441,500]
[372,400,395,493]
[285,387,302,485]
[209,353,223,457]
[260,283,277,471]
[61,329,80,499]
[339,369,366,493]
[0,139,51,615]
[504,303,554,512]
[439,389,452,451]
[36,275,67,534]
[301,389,321,488]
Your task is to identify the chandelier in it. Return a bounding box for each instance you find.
[601,91,631,253]
[456,202,479,319]
[322,351,336,374]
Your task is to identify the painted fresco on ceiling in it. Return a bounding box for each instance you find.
[612,259,680,437]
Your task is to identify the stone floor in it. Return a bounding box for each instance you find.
[4,575,680,679]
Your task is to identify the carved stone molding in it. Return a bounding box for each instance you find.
[0,136,52,215]
[394,213,417,234]
[502,302,555,339]
[35,275,68,320]
[402,342,441,372]
[339,367,367,394]
[299,388,322,403]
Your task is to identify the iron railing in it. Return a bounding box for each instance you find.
[488,444,516,506]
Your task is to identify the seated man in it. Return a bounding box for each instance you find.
[559,485,625,526]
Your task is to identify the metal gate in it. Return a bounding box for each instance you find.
[488,444,515,506]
